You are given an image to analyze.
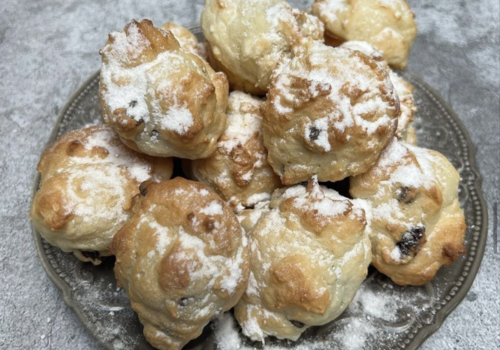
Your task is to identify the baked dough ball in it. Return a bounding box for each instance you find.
[160,22,206,58]
[99,19,229,159]
[350,139,466,285]
[262,40,399,185]
[341,41,417,143]
[111,177,250,350]
[30,125,173,264]
[201,0,324,95]
[185,91,281,211]
[234,178,371,341]
[312,0,417,69]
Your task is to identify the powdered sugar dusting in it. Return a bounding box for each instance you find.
[314,0,348,23]
[77,127,152,182]
[168,225,246,295]
[101,33,197,137]
[218,91,263,153]
[200,201,224,216]
[158,102,194,134]
[65,165,127,221]
[273,42,396,140]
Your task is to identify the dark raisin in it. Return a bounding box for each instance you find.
[290,320,306,328]
[179,297,193,307]
[151,129,159,138]
[396,186,416,204]
[129,100,138,108]
[81,251,100,260]
[396,226,426,256]
[139,183,148,196]
[309,126,320,141]
[135,118,144,126]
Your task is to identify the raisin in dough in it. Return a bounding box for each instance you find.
[350,138,466,285]
[234,178,371,341]
[99,19,228,159]
[262,40,399,185]
[111,178,250,350]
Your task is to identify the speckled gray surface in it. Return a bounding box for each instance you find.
[0,0,498,349]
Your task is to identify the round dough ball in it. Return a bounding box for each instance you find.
[160,22,206,58]
[341,40,417,143]
[262,40,399,185]
[201,0,324,95]
[234,177,371,341]
[30,125,173,264]
[99,19,229,159]
[185,91,281,211]
[111,177,250,350]
[350,139,466,285]
[312,0,417,69]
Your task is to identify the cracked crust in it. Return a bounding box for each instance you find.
[30,125,173,264]
[312,0,417,69]
[262,40,399,185]
[111,178,250,350]
[201,0,324,95]
[185,91,281,211]
[234,178,371,341]
[99,19,228,159]
[350,139,466,285]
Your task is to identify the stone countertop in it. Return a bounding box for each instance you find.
[0,0,498,349]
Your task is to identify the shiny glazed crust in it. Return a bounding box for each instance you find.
[234,178,371,341]
[312,0,417,69]
[30,125,173,264]
[99,19,228,159]
[185,91,282,211]
[262,40,399,185]
[111,178,250,350]
[202,0,324,95]
[350,139,466,285]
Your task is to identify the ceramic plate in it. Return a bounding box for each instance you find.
[32,27,487,350]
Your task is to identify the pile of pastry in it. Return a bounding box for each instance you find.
[30,0,467,349]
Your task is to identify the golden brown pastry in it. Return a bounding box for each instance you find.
[234,177,371,341]
[312,0,417,69]
[340,40,418,143]
[99,19,228,159]
[111,177,250,350]
[160,22,206,58]
[185,91,281,211]
[350,138,466,285]
[201,0,324,95]
[262,39,399,185]
[30,125,173,264]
